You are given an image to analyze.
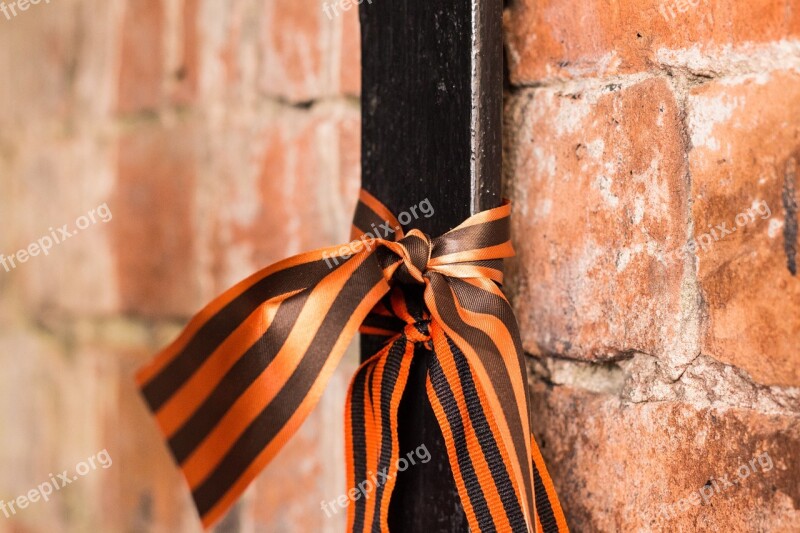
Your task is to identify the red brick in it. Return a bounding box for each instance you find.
[118,0,201,113]
[687,70,800,387]
[118,0,165,114]
[189,104,360,294]
[505,78,691,362]
[504,0,800,83]
[113,121,201,317]
[530,382,800,531]
[5,136,120,316]
[170,0,201,106]
[0,0,119,128]
[259,0,360,101]
[339,8,362,96]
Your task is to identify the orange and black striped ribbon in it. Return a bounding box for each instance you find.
[136,190,568,532]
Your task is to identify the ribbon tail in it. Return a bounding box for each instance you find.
[424,273,536,529]
[423,272,571,532]
[346,334,415,533]
[135,246,390,528]
[426,323,531,532]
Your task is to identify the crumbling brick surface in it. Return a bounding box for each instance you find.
[505,1,800,530]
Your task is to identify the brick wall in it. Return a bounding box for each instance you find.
[0,1,360,531]
[504,0,800,530]
[0,1,797,532]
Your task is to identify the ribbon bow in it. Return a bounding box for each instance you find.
[136,190,568,532]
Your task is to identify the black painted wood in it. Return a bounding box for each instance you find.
[359,1,503,530]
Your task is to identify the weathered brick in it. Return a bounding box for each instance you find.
[170,0,201,106]
[505,78,692,362]
[687,70,800,387]
[0,320,68,532]
[504,0,800,84]
[530,381,800,532]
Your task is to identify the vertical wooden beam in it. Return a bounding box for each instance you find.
[359,0,503,529]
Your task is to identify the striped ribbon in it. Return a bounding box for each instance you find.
[136,190,568,532]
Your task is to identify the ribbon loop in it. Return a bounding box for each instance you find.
[136,189,568,533]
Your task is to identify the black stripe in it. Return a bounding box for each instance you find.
[450,338,528,531]
[168,291,311,464]
[399,285,426,323]
[354,202,397,239]
[142,259,334,411]
[192,255,386,517]
[427,353,496,533]
[361,313,405,334]
[367,356,377,410]
[431,217,508,259]
[533,462,558,533]
[350,363,370,532]
[370,337,406,533]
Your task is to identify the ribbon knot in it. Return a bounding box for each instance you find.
[135,189,568,533]
[403,319,431,344]
[387,229,431,285]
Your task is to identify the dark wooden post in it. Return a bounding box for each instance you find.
[359,0,503,530]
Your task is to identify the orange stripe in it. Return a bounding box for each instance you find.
[531,436,569,532]
[424,366,481,530]
[453,276,534,517]
[345,348,384,532]
[427,264,504,284]
[358,326,397,337]
[444,199,511,231]
[360,345,387,531]
[183,251,381,488]
[466,346,532,532]
[370,301,394,317]
[344,372,356,530]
